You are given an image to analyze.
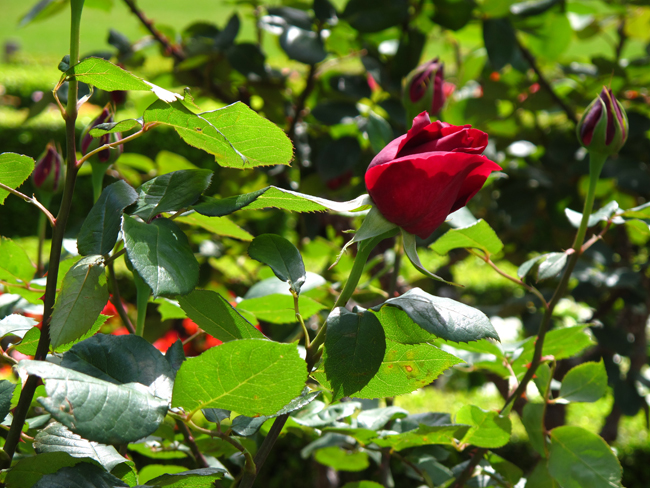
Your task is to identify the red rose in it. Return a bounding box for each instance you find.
[365,112,501,239]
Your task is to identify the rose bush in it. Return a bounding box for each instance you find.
[365,112,501,239]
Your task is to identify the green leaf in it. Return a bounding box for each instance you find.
[175,213,253,241]
[77,180,138,256]
[0,237,35,283]
[5,452,89,488]
[367,111,393,154]
[33,422,129,471]
[244,186,371,213]
[20,0,67,27]
[0,380,16,421]
[32,463,128,488]
[122,215,199,297]
[61,334,175,401]
[373,288,500,343]
[18,314,109,356]
[89,118,142,137]
[565,201,619,229]
[486,451,523,485]
[558,360,608,403]
[131,169,213,222]
[192,188,269,217]
[534,363,552,399]
[177,290,264,342]
[314,447,369,472]
[19,361,168,444]
[66,58,182,102]
[526,459,560,488]
[199,102,293,168]
[248,234,306,295]
[455,405,511,448]
[372,424,471,450]
[172,339,307,417]
[548,426,622,488]
[402,230,452,284]
[431,219,504,256]
[0,153,35,204]
[0,314,38,340]
[341,482,385,488]
[49,255,108,348]
[483,18,521,70]
[142,468,226,487]
[518,252,568,281]
[374,306,437,344]
[342,0,409,32]
[323,308,386,401]
[357,406,409,430]
[522,402,547,457]
[237,294,326,324]
[279,26,327,65]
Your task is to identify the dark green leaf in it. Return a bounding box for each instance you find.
[342,0,409,32]
[33,422,128,471]
[527,460,560,488]
[311,101,360,125]
[323,308,385,401]
[280,27,327,65]
[248,234,306,295]
[0,380,16,421]
[5,452,88,488]
[237,294,326,324]
[131,169,213,222]
[559,360,608,403]
[165,340,186,379]
[49,256,108,348]
[0,237,35,283]
[172,339,307,417]
[0,153,35,204]
[523,402,546,457]
[373,288,500,342]
[486,451,523,485]
[548,426,622,488]
[89,118,142,137]
[456,405,511,448]
[192,188,269,217]
[314,0,338,23]
[142,468,226,487]
[122,215,199,297]
[366,111,393,154]
[314,447,369,472]
[203,408,231,424]
[177,290,264,342]
[432,0,475,30]
[20,361,168,444]
[77,180,138,256]
[32,463,127,488]
[20,0,67,27]
[431,219,504,256]
[534,363,552,399]
[483,18,519,71]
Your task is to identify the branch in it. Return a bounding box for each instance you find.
[76,126,149,168]
[0,183,56,227]
[287,64,317,142]
[176,419,209,469]
[515,36,578,126]
[107,261,136,334]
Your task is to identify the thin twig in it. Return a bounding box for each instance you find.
[189,420,256,477]
[287,64,317,142]
[76,126,148,168]
[0,183,56,227]
[176,419,210,468]
[515,36,578,125]
[107,261,136,334]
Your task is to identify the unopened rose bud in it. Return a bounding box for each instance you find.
[403,58,446,123]
[577,87,628,156]
[80,104,123,165]
[32,142,65,194]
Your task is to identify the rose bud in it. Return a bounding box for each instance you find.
[365,112,501,240]
[403,58,446,123]
[80,104,123,165]
[577,87,628,156]
[32,142,65,194]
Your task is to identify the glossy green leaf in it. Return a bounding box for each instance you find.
[558,360,608,403]
[483,18,519,70]
[61,334,175,401]
[248,234,306,295]
[357,406,409,430]
[49,255,108,348]
[192,188,269,217]
[237,294,326,324]
[89,118,142,137]
[323,308,386,401]
[548,426,622,488]
[0,153,35,204]
[402,230,451,284]
[366,111,393,153]
[314,447,369,472]
[0,237,35,283]
[431,219,504,256]
[141,468,226,487]
[19,361,168,444]
[373,288,500,343]
[280,27,327,65]
[523,402,547,457]
[33,422,129,471]
[432,0,475,30]
[0,314,38,340]
[172,339,307,417]
[66,57,182,102]
[122,215,199,297]
[526,459,560,488]
[19,0,67,27]
[0,380,16,421]
[175,213,253,241]
[18,314,109,356]
[244,187,370,213]
[534,363,552,399]
[372,424,471,450]
[177,290,264,342]
[5,452,89,488]
[456,405,511,448]
[565,201,619,229]
[342,0,409,32]
[518,252,568,281]
[486,451,523,485]
[131,169,213,222]
[32,463,127,488]
[77,180,138,256]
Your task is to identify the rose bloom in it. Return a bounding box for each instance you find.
[365,112,501,239]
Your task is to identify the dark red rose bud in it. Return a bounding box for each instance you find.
[32,142,65,194]
[403,58,446,124]
[577,87,628,155]
[365,112,501,239]
[80,103,123,165]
